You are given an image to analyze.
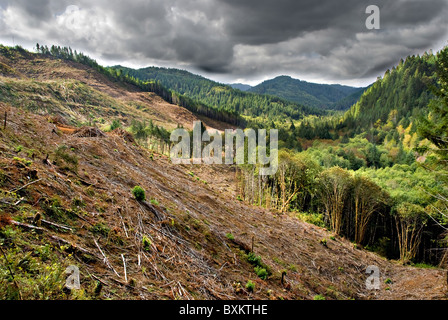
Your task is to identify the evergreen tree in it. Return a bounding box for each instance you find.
[417,46,448,165]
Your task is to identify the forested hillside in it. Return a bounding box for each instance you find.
[236,48,448,266]
[3,44,446,301]
[342,53,437,132]
[248,76,366,110]
[111,66,324,122]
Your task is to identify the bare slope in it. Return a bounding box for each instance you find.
[0,49,231,132]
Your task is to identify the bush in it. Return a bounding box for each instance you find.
[142,236,152,251]
[247,252,262,266]
[110,120,121,131]
[245,280,255,292]
[132,186,146,201]
[13,157,32,167]
[226,233,235,241]
[320,238,328,247]
[313,294,326,300]
[296,212,326,228]
[254,266,268,280]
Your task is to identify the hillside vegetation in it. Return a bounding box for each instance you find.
[238,48,448,267]
[112,65,324,122]
[248,76,366,110]
[0,45,447,301]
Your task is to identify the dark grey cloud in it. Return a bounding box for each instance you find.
[0,0,447,85]
[219,0,364,44]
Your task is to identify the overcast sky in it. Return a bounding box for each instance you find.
[0,0,447,87]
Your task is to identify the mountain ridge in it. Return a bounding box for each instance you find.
[248,75,368,110]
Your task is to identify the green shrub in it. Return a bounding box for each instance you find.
[296,212,326,228]
[13,157,32,167]
[245,280,255,292]
[247,252,262,266]
[142,236,152,251]
[313,294,326,300]
[226,233,235,241]
[110,120,121,131]
[132,186,146,201]
[320,239,327,247]
[254,266,268,280]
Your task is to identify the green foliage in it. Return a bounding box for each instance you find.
[111,66,324,122]
[12,157,32,167]
[343,52,437,135]
[254,266,268,280]
[132,186,146,202]
[417,46,448,166]
[142,236,152,251]
[226,233,235,241]
[249,75,366,111]
[109,119,121,131]
[0,227,78,300]
[72,197,86,208]
[313,294,326,300]
[247,252,262,266]
[245,280,255,292]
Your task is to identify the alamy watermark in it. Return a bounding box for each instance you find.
[366,265,381,290]
[170,121,279,176]
[366,5,380,30]
[65,265,80,290]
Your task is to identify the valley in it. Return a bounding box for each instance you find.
[0,44,447,301]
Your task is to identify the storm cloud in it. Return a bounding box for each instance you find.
[0,0,447,85]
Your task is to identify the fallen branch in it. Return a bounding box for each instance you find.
[41,219,74,232]
[109,277,133,289]
[11,220,45,232]
[49,235,95,257]
[94,238,120,278]
[9,179,43,194]
[90,273,110,287]
[0,197,25,206]
[121,254,128,283]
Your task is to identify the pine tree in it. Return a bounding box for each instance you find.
[417,46,448,165]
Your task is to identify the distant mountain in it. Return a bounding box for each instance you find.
[229,83,252,91]
[112,66,324,121]
[248,75,367,110]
